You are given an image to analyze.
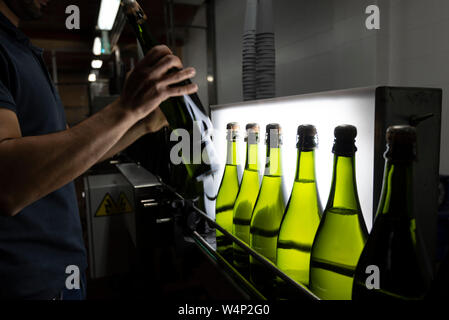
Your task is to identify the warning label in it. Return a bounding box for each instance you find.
[95,192,133,217]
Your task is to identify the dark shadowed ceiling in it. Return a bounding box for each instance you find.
[19,0,201,77]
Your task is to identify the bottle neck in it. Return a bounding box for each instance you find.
[327,154,360,211]
[295,149,316,182]
[124,1,159,52]
[246,143,259,171]
[265,146,282,176]
[378,160,414,219]
[226,141,238,165]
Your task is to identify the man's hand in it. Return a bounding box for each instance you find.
[118,45,198,121]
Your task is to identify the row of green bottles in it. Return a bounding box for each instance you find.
[216,123,434,301]
[308,125,433,301]
[216,123,366,299]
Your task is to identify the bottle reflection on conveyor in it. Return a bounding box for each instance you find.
[121,0,219,195]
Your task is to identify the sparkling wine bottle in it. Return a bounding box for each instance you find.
[250,124,285,293]
[121,0,218,184]
[215,123,240,260]
[352,125,433,300]
[277,125,322,287]
[309,125,368,300]
[232,123,261,273]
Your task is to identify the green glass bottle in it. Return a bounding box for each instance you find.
[232,124,261,273]
[250,124,286,292]
[216,123,240,260]
[277,125,322,287]
[309,125,368,300]
[122,0,218,183]
[352,125,433,300]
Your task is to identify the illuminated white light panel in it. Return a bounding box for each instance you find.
[97,0,121,31]
[93,37,102,56]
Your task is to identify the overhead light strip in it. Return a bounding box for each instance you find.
[91,60,103,69]
[92,37,102,55]
[97,0,121,31]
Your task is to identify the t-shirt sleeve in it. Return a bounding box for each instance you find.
[0,80,16,113]
[0,49,17,113]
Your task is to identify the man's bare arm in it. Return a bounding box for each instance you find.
[0,45,197,217]
[97,107,168,163]
[0,103,138,216]
[66,107,168,164]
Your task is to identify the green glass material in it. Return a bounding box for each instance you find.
[352,128,432,300]
[277,149,322,286]
[309,155,368,300]
[250,131,285,292]
[216,136,240,259]
[123,0,214,180]
[233,141,261,271]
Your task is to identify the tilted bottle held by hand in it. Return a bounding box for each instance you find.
[277,125,322,287]
[216,123,240,260]
[352,125,433,300]
[121,0,218,182]
[232,123,261,273]
[309,125,368,300]
[250,124,286,293]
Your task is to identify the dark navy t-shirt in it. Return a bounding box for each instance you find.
[0,13,87,299]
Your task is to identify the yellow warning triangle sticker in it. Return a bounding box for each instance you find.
[95,193,117,217]
[117,192,133,214]
[95,193,133,217]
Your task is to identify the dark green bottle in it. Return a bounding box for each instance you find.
[277,125,322,287]
[309,125,368,300]
[352,125,433,300]
[250,124,286,294]
[232,124,261,273]
[121,0,217,182]
[216,123,240,260]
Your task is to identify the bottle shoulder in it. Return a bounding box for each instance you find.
[216,166,240,204]
[311,206,367,262]
[238,169,260,189]
[218,165,239,186]
[278,195,321,242]
[360,215,422,259]
[280,183,321,228]
[251,189,285,227]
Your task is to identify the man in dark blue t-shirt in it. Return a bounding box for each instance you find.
[0,0,198,299]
